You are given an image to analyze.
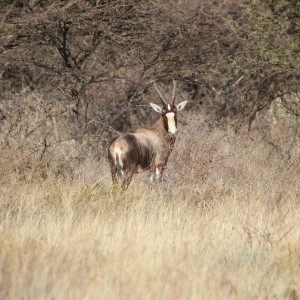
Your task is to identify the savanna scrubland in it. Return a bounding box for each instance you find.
[0,0,300,299]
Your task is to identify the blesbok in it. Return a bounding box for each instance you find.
[108,79,187,189]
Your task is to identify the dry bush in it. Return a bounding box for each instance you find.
[1,0,299,132]
[0,107,300,299]
[0,91,102,180]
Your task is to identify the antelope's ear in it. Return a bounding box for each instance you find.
[150,103,162,113]
[176,100,187,111]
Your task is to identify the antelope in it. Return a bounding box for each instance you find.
[108,79,187,189]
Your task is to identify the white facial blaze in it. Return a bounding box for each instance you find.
[166,112,177,135]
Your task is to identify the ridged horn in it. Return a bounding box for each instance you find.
[171,77,176,105]
[153,81,167,105]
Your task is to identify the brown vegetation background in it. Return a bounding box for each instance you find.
[0,0,300,299]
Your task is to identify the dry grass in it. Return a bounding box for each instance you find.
[0,111,300,300]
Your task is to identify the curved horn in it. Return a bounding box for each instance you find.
[153,81,167,105]
[171,77,176,105]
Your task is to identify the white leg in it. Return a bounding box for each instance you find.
[155,166,162,181]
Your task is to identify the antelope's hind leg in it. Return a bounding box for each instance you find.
[112,168,119,185]
[109,161,119,187]
[108,154,122,188]
[121,169,134,190]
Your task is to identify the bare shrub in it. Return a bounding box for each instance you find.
[0,92,82,179]
[1,0,298,132]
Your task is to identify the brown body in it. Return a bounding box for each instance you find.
[108,79,187,189]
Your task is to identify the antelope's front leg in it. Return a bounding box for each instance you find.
[149,165,162,183]
[155,164,163,181]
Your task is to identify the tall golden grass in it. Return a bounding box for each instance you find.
[0,107,300,299]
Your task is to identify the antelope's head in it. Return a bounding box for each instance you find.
[150,78,187,135]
